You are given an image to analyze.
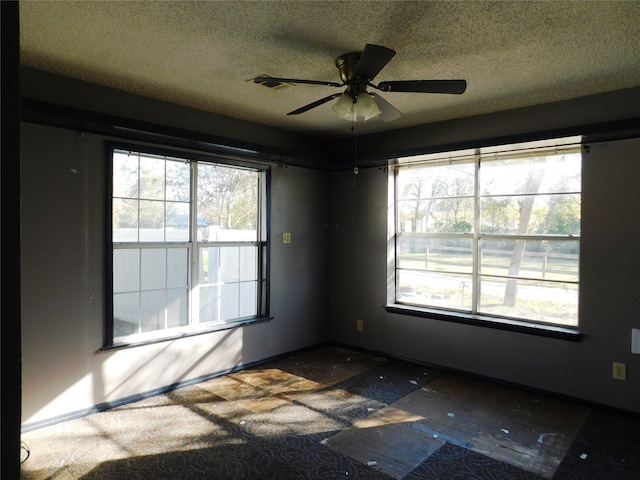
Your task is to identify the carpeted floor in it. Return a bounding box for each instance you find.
[20,346,640,479]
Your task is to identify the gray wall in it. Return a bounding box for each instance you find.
[330,137,640,414]
[20,67,333,167]
[333,86,640,166]
[20,68,640,428]
[21,122,331,426]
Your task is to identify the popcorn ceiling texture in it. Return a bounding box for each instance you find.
[19,1,640,138]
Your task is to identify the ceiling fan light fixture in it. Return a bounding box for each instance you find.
[332,92,381,122]
[357,92,382,121]
[332,93,357,121]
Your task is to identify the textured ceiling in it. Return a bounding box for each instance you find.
[19,0,640,139]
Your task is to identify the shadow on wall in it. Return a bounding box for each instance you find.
[23,327,245,430]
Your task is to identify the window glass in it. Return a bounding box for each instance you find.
[478,277,578,324]
[397,237,474,273]
[480,194,581,236]
[394,140,581,328]
[397,162,474,234]
[197,164,258,242]
[397,270,473,311]
[110,148,267,345]
[479,239,579,282]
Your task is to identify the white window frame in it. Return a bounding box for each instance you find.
[107,145,269,347]
[389,137,582,331]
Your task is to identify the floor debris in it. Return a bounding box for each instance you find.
[537,433,555,444]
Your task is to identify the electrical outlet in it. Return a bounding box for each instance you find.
[282,232,291,244]
[613,362,627,381]
[356,319,364,332]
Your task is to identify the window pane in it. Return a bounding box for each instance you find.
[480,239,579,282]
[140,290,165,332]
[481,153,581,196]
[113,199,138,242]
[199,246,257,285]
[166,202,190,242]
[478,276,578,326]
[166,288,188,328]
[397,236,429,268]
[398,197,473,233]
[198,246,218,284]
[532,194,581,235]
[239,246,257,281]
[113,292,140,338]
[397,270,473,311]
[220,283,240,320]
[113,249,140,292]
[397,162,475,201]
[141,248,166,290]
[397,237,473,274]
[165,160,190,202]
[220,246,240,282]
[139,200,165,242]
[113,152,138,198]
[139,156,165,200]
[480,194,580,235]
[199,285,219,323]
[239,282,257,317]
[167,248,188,289]
[197,164,258,241]
[429,198,473,233]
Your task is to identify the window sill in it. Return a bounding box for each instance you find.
[384,304,582,341]
[101,315,273,351]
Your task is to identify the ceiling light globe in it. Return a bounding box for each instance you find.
[333,92,382,122]
[356,92,382,121]
[332,94,357,121]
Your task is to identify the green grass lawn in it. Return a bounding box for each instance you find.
[398,250,579,325]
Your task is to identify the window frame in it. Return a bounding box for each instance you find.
[387,137,583,340]
[105,142,270,349]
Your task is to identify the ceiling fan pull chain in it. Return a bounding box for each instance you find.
[352,124,359,181]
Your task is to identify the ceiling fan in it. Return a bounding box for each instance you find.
[254,44,467,123]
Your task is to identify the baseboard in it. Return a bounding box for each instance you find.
[330,341,640,420]
[24,340,636,433]
[21,342,328,433]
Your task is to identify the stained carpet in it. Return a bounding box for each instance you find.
[20,346,640,479]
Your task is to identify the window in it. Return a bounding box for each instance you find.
[109,147,268,345]
[393,138,581,329]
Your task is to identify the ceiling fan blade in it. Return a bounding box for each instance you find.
[371,93,403,122]
[254,75,342,88]
[354,44,396,81]
[287,93,342,115]
[377,80,467,94]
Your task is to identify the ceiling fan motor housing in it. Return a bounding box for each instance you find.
[336,52,369,98]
